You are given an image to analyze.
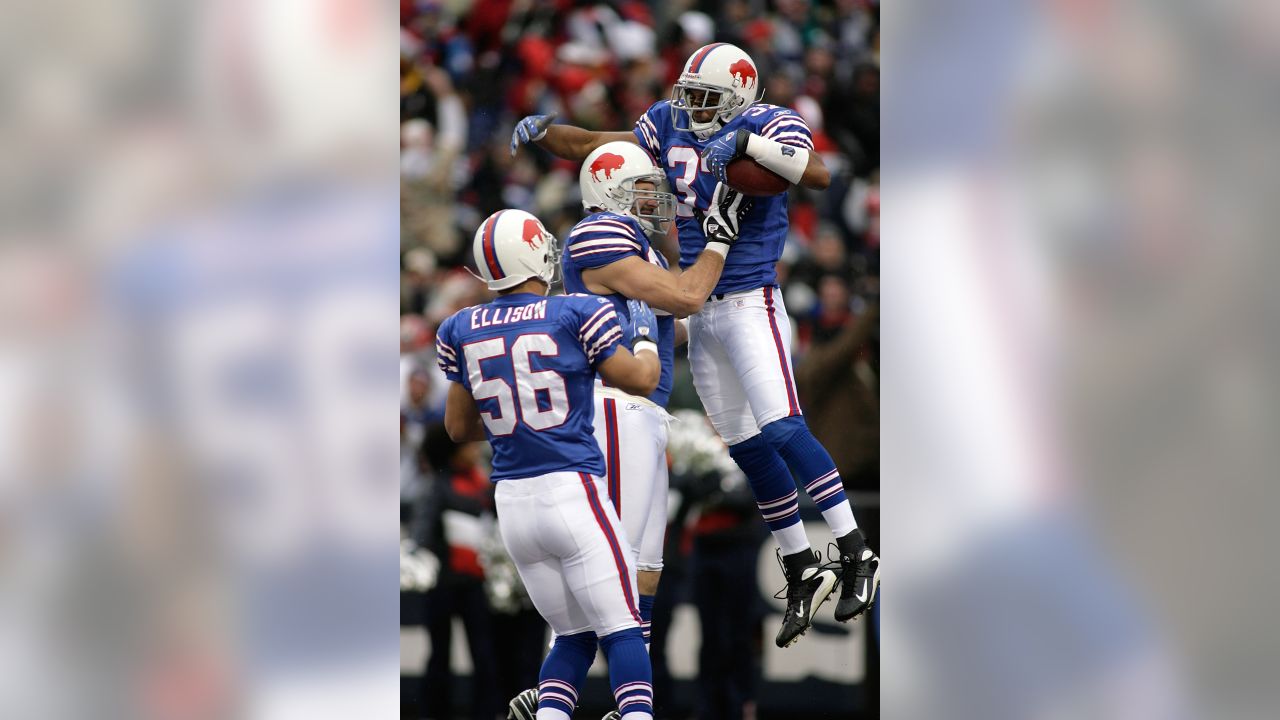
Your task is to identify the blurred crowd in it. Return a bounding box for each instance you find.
[401,0,880,468]
[401,1,879,717]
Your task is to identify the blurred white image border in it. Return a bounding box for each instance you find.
[4,0,1279,718]
[0,1,399,718]
[886,0,1279,718]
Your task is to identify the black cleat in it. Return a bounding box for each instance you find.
[774,548,839,648]
[834,544,880,622]
[507,688,538,720]
[601,713,620,720]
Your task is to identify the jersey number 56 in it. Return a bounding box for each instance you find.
[464,333,569,435]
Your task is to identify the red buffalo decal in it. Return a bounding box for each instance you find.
[521,219,544,250]
[590,153,626,181]
[729,59,757,90]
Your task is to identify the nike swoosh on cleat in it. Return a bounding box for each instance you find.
[855,579,869,603]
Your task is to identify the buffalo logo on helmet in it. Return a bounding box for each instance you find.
[521,219,544,250]
[589,153,626,182]
[729,59,757,90]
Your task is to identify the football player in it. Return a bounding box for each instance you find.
[508,142,746,720]
[511,43,880,648]
[438,209,661,720]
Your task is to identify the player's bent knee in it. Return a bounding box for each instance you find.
[727,432,770,461]
[598,626,646,652]
[553,631,598,659]
[761,415,808,447]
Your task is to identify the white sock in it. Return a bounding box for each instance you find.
[774,523,811,557]
[536,709,570,720]
[821,502,857,538]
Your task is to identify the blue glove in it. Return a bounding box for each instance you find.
[700,128,751,183]
[625,299,658,349]
[510,113,558,156]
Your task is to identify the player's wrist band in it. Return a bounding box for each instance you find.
[631,339,658,356]
[745,133,808,185]
[704,241,731,258]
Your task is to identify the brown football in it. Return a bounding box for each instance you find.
[725,157,790,196]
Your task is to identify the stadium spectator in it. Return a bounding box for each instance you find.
[413,423,498,720]
[795,289,879,492]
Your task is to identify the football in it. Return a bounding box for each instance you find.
[726,157,790,196]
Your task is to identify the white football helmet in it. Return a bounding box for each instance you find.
[580,142,676,234]
[670,43,762,140]
[471,209,558,292]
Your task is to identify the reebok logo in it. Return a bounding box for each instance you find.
[781,146,796,157]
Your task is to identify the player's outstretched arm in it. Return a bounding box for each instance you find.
[581,185,748,317]
[582,254,721,318]
[510,112,639,161]
[444,382,487,442]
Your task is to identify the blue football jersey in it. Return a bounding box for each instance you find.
[435,292,624,481]
[560,211,676,408]
[634,101,815,295]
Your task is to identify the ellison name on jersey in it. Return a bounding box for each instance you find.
[470,300,548,329]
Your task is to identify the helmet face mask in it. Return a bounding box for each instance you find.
[669,44,761,140]
[670,81,742,137]
[615,173,676,234]
[580,143,676,235]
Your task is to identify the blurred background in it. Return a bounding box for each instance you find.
[398,1,880,718]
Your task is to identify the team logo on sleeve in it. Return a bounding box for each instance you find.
[589,153,626,181]
[521,219,544,250]
[729,59,757,89]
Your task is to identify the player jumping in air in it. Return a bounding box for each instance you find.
[512,43,880,648]
[438,209,662,720]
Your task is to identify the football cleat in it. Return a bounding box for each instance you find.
[601,712,620,720]
[774,549,839,648]
[834,544,881,622]
[507,688,538,720]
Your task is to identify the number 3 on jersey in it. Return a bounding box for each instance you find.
[464,333,569,434]
[667,146,701,218]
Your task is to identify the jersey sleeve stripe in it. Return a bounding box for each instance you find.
[634,118,660,156]
[570,219,638,238]
[762,113,805,135]
[581,309,619,342]
[770,132,814,148]
[762,121,812,138]
[568,235,643,252]
[579,305,613,335]
[586,326,623,361]
[434,339,456,358]
[571,247,643,259]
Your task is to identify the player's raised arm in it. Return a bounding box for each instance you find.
[510,112,638,161]
[581,182,750,317]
